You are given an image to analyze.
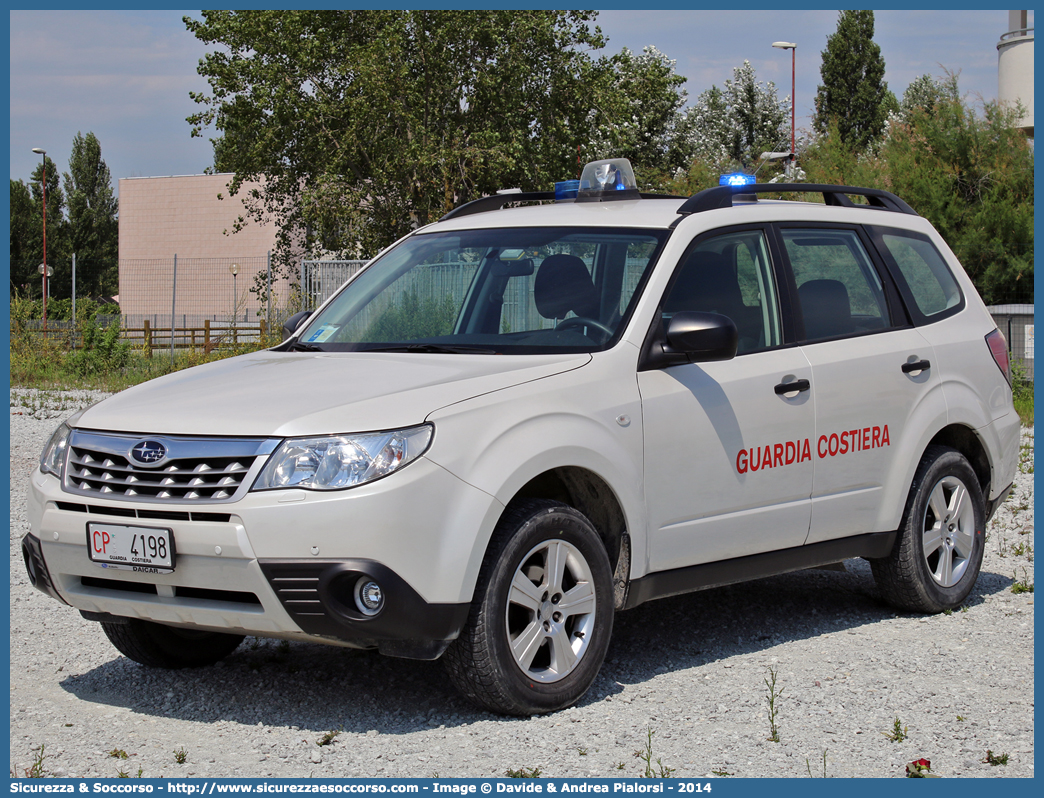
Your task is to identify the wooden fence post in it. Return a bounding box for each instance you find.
[144,319,152,358]
[204,319,211,355]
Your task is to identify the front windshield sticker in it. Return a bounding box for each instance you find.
[307,325,340,343]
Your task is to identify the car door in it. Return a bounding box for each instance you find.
[639,227,815,572]
[778,225,939,544]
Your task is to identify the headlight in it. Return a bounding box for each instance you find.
[40,422,72,479]
[252,424,433,492]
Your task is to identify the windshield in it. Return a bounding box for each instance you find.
[294,227,669,353]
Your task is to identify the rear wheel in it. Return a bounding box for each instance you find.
[101,618,244,668]
[871,445,986,613]
[443,499,614,715]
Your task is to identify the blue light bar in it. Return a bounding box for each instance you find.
[555,180,580,200]
[719,172,756,187]
[576,159,640,202]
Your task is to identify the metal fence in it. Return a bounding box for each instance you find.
[300,260,369,310]
[13,254,1036,380]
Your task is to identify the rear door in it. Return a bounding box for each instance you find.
[778,225,939,544]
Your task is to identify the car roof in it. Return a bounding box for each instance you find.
[425,193,927,234]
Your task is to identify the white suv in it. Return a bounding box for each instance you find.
[24,160,1020,716]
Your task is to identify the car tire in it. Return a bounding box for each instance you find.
[100,618,245,668]
[870,445,986,613]
[443,499,614,716]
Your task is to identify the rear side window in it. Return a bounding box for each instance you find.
[781,228,892,342]
[874,229,962,320]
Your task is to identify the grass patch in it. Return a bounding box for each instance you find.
[1011,358,1033,425]
[317,730,341,747]
[11,335,278,392]
[505,767,541,778]
[1011,569,1034,594]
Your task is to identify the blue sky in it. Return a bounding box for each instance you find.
[8,9,1030,195]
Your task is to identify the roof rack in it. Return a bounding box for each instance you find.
[439,192,554,222]
[677,183,918,216]
[439,191,686,222]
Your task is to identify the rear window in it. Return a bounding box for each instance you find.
[875,229,962,319]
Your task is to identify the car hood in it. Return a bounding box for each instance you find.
[75,350,591,437]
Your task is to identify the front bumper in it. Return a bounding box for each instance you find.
[25,456,495,659]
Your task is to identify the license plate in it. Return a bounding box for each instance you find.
[86,523,176,573]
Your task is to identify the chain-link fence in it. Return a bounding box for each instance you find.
[116,255,299,350]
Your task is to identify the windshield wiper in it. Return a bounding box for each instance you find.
[361,343,497,355]
[288,341,324,352]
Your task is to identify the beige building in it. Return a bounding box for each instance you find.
[118,173,290,327]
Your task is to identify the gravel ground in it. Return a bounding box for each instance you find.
[9,388,1034,780]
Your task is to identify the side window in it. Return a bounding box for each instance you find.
[781,228,892,342]
[875,229,962,319]
[662,229,781,354]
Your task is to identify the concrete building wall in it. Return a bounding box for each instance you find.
[118,174,292,324]
[118,173,277,260]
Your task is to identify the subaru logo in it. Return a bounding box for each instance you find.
[131,440,167,465]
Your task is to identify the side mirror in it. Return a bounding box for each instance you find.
[282,310,313,341]
[664,311,738,362]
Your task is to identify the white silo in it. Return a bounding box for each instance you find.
[997,10,1034,136]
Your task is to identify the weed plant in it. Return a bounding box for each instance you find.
[634,729,675,778]
[764,667,783,742]
[884,717,908,742]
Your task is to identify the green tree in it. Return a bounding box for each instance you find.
[185,10,610,270]
[64,131,119,296]
[881,78,1033,303]
[896,73,945,124]
[814,10,892,152]
[587,46,689,188]
[10,179,37,294]
[679,60,789,172]
[803,74,1033,303]
[12,156,70,299]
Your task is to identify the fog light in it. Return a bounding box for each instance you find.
[354,579,384,615]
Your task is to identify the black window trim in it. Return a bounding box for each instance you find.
[638,222,799,371]
[770,221,914,346]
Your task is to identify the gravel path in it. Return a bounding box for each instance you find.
[9,388,1034,779]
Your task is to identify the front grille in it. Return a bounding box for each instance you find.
[55,501,231,523]
[64,431,279,504]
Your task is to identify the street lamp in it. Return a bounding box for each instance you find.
[229,263,239,319]
[771,42,796,174]
[31,147,48,332]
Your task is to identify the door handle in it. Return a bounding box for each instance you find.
[774,378,810,395]
[901,359,931,374]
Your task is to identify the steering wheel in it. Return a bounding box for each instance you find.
[555,316,614,342]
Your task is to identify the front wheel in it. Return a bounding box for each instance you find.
[871,445,986,613]
[101,618,245,668]
[443,499,614,715]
